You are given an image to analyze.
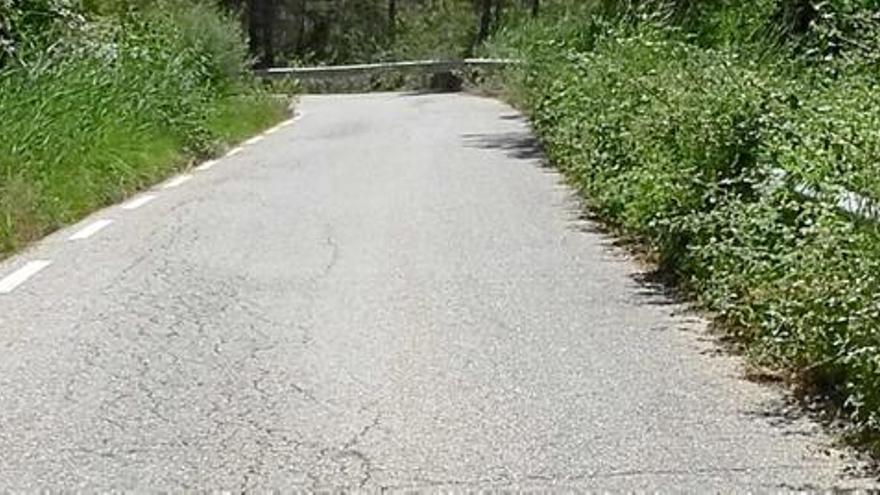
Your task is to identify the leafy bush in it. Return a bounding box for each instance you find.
[391,1,477,60]
[773,0,880,63]
[491,7,880,449]
[0,0,85,65]
[770,74,880,200]
[303,0,391,64]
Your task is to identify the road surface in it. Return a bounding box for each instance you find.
[0,92,874,490]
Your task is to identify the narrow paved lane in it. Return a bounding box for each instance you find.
[0,93,872,490]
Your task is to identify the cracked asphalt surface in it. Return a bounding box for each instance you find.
[0,92,876,491]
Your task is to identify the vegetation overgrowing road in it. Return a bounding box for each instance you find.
[482,0,880,455]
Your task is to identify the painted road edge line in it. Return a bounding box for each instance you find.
[161,174,193,189]
[121,194,157,210]
[263,114,297,134]
[0,260,52,294]
[195,159,218,172]
[244,135,265,146]
[226,146,244,157]
[69,219,114,241]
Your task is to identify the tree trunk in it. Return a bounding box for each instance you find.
[477,0,492,43]
[531,0,539,17]
[248,0,276,68]
[296,0,307,57]
[494,0,504,27]
[388,0,397,38]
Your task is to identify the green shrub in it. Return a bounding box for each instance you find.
[391,0,477,60]
[773,0,880,63]
[0,0,85,65]
[768,74,880,200]
[492,9,880,449]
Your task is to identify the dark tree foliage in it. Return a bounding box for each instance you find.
[234,0,529,65]
[248,0,276,67]
[476,0,491,42]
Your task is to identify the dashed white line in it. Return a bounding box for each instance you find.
[121,194,157,210]
[226,146,244,157]
[0,260,52,294]
[69,219,114,241]
[244,135,265,146]
[161,174,193,189]
[194,159,218,172]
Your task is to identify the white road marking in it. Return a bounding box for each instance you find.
[0,260,52,294]
[69,219,113,241]
[263,125,281,135]
[195,159,218,172]
[226,146,244,157]
[161,174,192,189]
[244,135,265,146]
[121,194,157,210]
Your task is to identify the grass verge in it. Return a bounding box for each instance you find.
[0,93,290,259]
[206,94,291,143]
[0,1,295,259]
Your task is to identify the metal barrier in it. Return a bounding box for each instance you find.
[766,169,879,221]
[255,58,518,80]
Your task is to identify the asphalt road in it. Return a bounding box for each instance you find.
[0,92,874,491]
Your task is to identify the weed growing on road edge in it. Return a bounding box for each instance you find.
[485,0,880,455]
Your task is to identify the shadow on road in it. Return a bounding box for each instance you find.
[498,112,527,121]
[461,130,545,161]
[628,270,683,307]
[396,88,460,97]
[571,211,684,308]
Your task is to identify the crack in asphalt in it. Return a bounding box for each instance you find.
[302,412,383,490]
[344,413,382,488]
[323,234,340,278]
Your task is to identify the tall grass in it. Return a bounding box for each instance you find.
[0,2,289,256]
[488,1,880,451]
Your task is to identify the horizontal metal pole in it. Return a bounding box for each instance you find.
[795,182,880,221]
[255,58,519,79]
[769,169,879,222]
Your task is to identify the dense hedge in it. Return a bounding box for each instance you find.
[0,1,288,256]
[490,3,880,446]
